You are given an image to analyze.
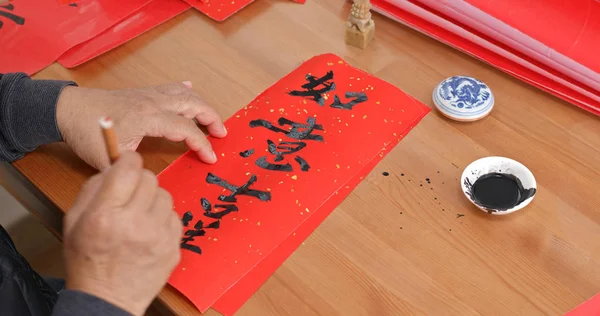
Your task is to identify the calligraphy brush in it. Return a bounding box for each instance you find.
[99,116,119,164]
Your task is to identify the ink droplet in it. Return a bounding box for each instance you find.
[401,173,405,176]
[420,184,423,187]
[382,172,390,176]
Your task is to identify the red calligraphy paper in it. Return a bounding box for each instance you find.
[212,96,426,315]
[157,53,429,312]
[58,0,190,68]
[0,0,151,74]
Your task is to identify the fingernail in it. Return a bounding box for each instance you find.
[222,125,227,134]
[182,81,192,88]
[212,151,217,162]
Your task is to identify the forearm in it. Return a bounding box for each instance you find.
[51,290,132,316]
[0,73,76,161]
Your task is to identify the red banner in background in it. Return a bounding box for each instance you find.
[57,0,190,68]
[371,0,600,116]
[157,53,429,313]
[0,0,153,74]
[465,0,600,75]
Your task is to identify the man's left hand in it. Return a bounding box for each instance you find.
[56,81,227,170]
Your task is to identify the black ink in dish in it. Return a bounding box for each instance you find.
[465,173,536,213]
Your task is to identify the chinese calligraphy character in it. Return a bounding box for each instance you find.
[180,212,220,255]
[249,117,324,141]
[330,92,368,110]
[200,197,239,219]
[206,173,271,202]
[255,140,311,172]
[288,71,335,106]
[267,140,306,161]
[0,4,25,29]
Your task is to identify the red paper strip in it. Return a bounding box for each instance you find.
[58,0,190,68]
[182,0,255,22]
[0,0,151,74]
[157,53,429,312]
[565,293,600,316]
[183,0,305,22]
[212,95,427,315]
[371,0,600,116]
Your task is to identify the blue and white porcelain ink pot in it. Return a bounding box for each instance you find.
[433,76,494,122]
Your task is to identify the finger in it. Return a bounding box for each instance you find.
[173,93,227,138]
[143,114,217,164]
[96,151,144,207]
[181,81,192,89]
[125,169,158,212]
[64,173,105,233]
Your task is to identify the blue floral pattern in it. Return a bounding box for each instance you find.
[437,76,491,109]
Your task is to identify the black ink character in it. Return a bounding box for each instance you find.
[289,71,335,106]
[330,92,368,110]
[255,140,311,172]
[181,211,193,226]
[294,156,310,171]
[267,140,306,161]
[200,197,239,220]
[0,4,25,30]
[206,173,271,203]
[180,212,221,255]
[249,117,324,141]
[239,149,255,158]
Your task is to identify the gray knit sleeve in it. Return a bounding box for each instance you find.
[0,72,77,161]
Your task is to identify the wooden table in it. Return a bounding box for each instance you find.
[10,0,600,315]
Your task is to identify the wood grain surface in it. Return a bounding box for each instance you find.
[14,0,600,315]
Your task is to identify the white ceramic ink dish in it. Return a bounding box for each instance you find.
[461,156,537,215]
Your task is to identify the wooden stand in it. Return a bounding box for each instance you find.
[345,0,375,49]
